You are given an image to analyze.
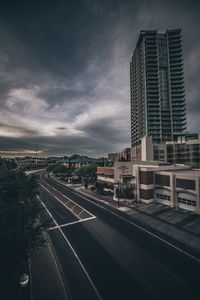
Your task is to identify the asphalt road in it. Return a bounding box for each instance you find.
[37,173,200,300]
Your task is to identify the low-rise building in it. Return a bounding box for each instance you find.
[109,159,200,214]
[96,167,114,192]
[131,135,200,169]
[117,148,131,162]
[132,161,200,214]
[166,139,200,169]
[108,153,117,162]
[114,161,134,199]
[63,157,105,168]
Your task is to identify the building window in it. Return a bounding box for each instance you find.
[176,178,196,190]
[159,69,169,109]
[178,197,196,206]
[140,171,154,184]
[155,174,170,186]
[156,193,170,201]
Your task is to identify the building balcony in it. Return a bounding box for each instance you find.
[171,81,184,86]
[168,38,181,44]
[170,70,184,76]
[169,48,182,54]
[170,70,184,77]
[172,105,186,111]
[161,124,172,128]
[146,78,158,83]
[171,85,184,91]
[145,42,157,46]
[171,78,184,83]
[146,51,157,56]
[147,95,159,100]
[171,95,185,100]
[169,42,182,51]
[146,70,158,74]
[148,106,159,111]
[172,106,186,112]
[170,70,184,75]
[173,120,187,125]
[171,90,185,95]
[170,79,184,84]
[169,52,182,59]
[170,59,183,65]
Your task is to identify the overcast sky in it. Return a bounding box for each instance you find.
[0,0,200,156]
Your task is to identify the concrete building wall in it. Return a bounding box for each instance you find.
[131,162,200,213]
[154,170,200,213]
[141,136,153,161]
[113,161,135,201]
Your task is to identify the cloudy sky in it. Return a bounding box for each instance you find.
[0,0,200,156]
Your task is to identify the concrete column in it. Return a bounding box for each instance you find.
[196,177,200,214]
[170,173,176,208]
[135,166,140,202]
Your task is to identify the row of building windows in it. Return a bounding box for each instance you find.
[178,197,196,207]
[156,193,171,201]
[156,194,197,207]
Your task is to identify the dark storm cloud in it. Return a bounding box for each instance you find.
[0,1,115,77]
[37,85,91,108]
[0,134,119,156]
[75,116,130,143]
[57,127,67,130]
[0,122,39,136]
[0,0,200,155]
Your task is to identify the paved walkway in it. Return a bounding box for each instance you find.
[30,235,69,300]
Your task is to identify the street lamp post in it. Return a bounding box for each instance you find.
[117,180,120,207]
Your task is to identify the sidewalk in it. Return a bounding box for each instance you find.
[30,235,69,300]
[54,178,200,258]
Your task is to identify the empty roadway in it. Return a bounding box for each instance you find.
[37,173,200,300]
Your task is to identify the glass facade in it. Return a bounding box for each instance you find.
[159,69,169,109]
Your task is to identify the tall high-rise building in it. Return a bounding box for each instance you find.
[130,29,187,147]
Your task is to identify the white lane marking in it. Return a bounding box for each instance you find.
[40,183,81,220]
[38,195,102,300]
[46,234,70,300]
[53,183,200,264]
[28,258,33,300]
[40,179,95,219]
[48,216,96,231]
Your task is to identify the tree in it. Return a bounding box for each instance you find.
[46,163,59,172]
[74,163,97,181]
[0,159,49,265]
[52,163,67,175]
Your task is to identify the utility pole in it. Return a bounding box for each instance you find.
[117,180,120,207]
[35,151,38,165]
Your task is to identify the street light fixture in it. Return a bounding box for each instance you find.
[19,273,29,287]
